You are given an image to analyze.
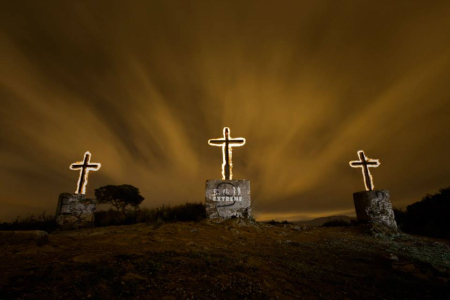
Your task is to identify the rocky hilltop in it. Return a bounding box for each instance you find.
[1,220,449,299]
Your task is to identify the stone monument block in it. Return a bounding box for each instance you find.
[205,180,251,219]
[55,193,96,229]
[353,190,397,229]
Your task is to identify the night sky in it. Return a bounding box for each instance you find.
[1,1,449,221]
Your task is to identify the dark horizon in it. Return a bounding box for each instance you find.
[1,1,450,222]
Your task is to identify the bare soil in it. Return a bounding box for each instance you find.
[1,220,449,300]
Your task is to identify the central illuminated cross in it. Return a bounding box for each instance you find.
[208,127,246,180]
[349,150,380,191]
[70,151,101,194]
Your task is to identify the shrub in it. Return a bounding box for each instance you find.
[267,220,290,225]
[95,203,207,227]
[322,220,351,227]
[394,187,450,239]
[94,210,129,227]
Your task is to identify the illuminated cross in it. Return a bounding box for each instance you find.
[70,151,101,195]
[349,150,380,191]
[208,127,246,180]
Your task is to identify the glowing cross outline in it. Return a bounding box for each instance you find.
[70,151,101,195]
[208,127,246,180]
[349,150,380,191]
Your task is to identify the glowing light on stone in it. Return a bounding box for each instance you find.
[70,151,101,194]
[349,150,380,191]
[208,127,246,180]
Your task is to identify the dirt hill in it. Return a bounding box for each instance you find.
[295,215,355,227]
[1,220,449,299]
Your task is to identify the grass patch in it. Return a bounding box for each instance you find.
[0,203,206,231]
[95,202,207,227]
[0,212,57,232]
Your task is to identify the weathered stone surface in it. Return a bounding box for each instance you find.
[56,193,96,229]
[205,180,251,219]
[0,230,49,246]
[353,190,397,230]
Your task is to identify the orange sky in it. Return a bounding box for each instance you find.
[0,0,449,221]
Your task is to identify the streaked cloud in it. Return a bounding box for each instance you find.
[0,1,449,221]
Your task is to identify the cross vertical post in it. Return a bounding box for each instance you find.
[224,128,230,180]
[70,151,101,194]
[208,127,246,180]
[349,150,380,191]
[358,151,371,191]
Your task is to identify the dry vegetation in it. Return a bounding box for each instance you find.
[1,219,449,300]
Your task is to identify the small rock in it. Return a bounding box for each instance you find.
[389,254,399,261]
[392,262,415,273]
[366,222,399,239]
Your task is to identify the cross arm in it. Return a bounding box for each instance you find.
[350,161,379,166]
[229,139,245,144]
[70,164,84,169]
[208,139,226,144]
[87,164,101,169]
[70,163,101,169]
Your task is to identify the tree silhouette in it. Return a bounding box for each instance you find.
[95,185,144,213]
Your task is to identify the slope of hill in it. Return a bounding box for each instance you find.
[1,220,449,299]
[295,215,355,226]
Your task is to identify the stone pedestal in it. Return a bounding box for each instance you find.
[205,180,251,219]
[55,193,96,229]
[353,190,397,229]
